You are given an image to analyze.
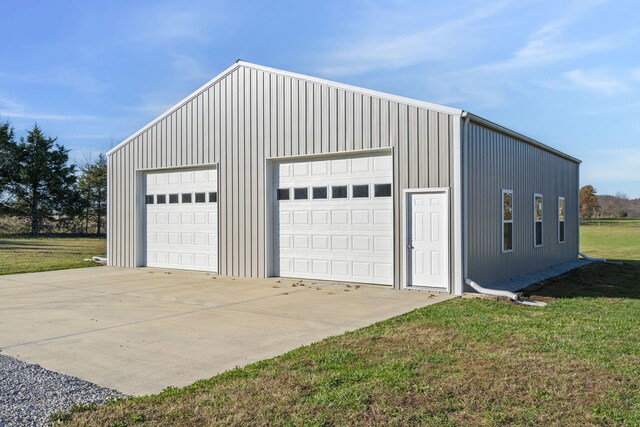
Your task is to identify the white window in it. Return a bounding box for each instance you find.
[502,189,513,252]
[558,197,565,243]
[534,193,543,247]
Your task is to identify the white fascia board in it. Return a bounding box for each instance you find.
[107,62,242,157]
[237,61,464,116]
[463,112,581,164]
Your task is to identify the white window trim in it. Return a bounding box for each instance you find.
[534,193,543,248]
[558,196,565,244]
[502,189,514,253]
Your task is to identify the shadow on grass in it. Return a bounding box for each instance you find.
[521,260,640,299]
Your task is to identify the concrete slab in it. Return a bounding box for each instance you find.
[0,267,455,395]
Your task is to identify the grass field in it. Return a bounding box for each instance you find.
[0,235,106,275]
[580,219,640,263]
[57,221,640,426]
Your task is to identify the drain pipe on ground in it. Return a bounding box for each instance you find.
[465,278,547,307]
[579,252,623,265]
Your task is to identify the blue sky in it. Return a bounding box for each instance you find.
[1,0,639,197]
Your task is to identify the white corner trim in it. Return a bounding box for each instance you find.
[452,115,463,296]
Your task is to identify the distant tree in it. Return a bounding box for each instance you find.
[77,154,107,234]
[580,185,600,219]
[2,125,77,235]
[0,120,17,197]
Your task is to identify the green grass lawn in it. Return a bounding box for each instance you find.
[0,235,106,275]
[580,219,640,262]
[51,222,640,426]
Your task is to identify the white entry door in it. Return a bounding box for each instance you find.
[406,190,449,289]
[144,168,218,272]
[274,154,394,285]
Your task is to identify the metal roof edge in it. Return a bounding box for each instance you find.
[463,112,581,164]
[107,62,242,156]
[236,61,464,116]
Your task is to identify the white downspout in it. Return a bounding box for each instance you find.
[579,252,623,265]
[465,278,547,307]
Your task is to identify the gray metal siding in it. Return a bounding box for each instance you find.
[464,121,579,286]
[107,64,457,287]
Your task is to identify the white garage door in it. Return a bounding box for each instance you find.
[144,169,218,272]
[274,154,394,285]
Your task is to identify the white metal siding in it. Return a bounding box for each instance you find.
[107,63,457,288]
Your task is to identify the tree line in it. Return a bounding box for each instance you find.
[580,185,640,219]
[0,120,106,235]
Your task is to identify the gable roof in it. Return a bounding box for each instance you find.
[107,61,579,164]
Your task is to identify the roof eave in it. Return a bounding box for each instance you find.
[462,112,582,164]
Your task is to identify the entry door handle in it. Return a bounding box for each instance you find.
[408,238,414,249]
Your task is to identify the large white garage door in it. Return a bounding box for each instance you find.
[275,154,394,285]
[144,169,218,272]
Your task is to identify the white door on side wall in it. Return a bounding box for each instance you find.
[144,169,218,272]
[406,190,449,290]
[274,154,394,285]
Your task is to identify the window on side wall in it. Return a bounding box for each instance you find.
[558,197,565,243]
[502,189,513,252]
[534,193,543,247]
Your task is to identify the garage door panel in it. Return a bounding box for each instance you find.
[275,154,393,285]
[145,169,218,272]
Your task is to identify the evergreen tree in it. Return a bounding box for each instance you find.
[3,125,77,235]
[77,154,107,234]
[0,120,17,198]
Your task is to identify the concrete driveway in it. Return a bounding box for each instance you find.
[0,267,454,395]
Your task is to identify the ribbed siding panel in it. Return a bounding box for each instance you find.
[465,122,579,286]
[107,65,456,287]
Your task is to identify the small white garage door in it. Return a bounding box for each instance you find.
[144,169,218,272]
[274,154,394,285]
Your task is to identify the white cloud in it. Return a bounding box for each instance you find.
[563,68,631,95]
[317,0,513,76]
[0,94,97,122]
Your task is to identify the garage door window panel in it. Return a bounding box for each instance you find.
[294,188,309,200]
[169,194,179,204]
[312,186,327,199]
[277,188,290,200]
[352,184,369,198]
[332,185,347,199]
[182,193,192,203]
[156,194,167,204]
[374,184,392,198]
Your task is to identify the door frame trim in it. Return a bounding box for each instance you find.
[402,187,451,292]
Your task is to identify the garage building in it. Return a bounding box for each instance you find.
[106,61,580,295]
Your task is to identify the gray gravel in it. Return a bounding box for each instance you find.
[0,354,125,427]
[476,259,593,293]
